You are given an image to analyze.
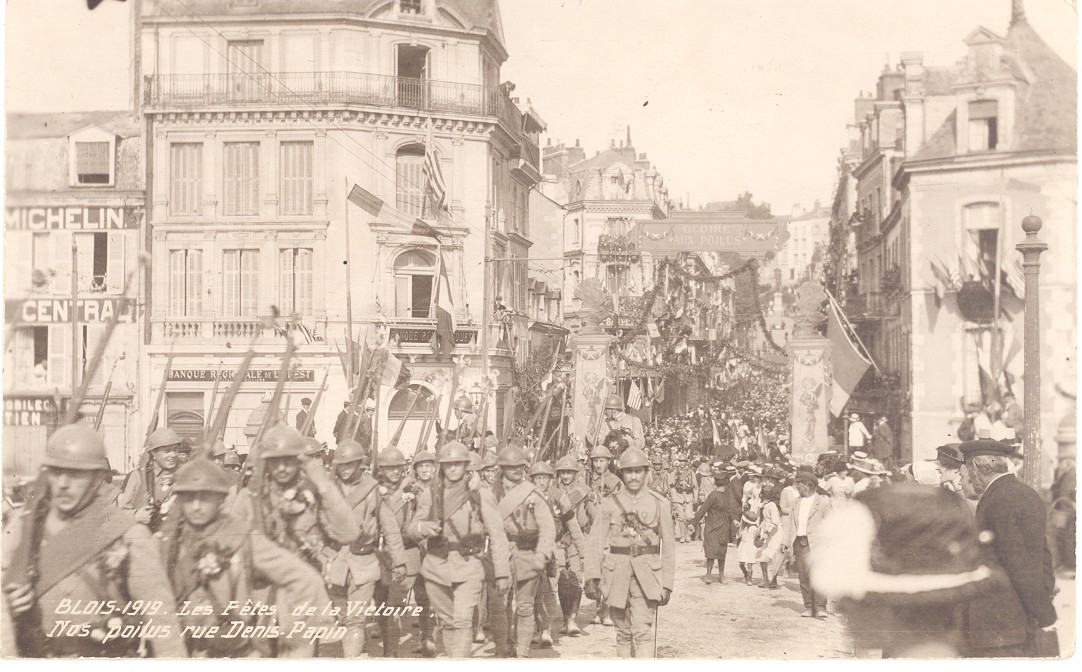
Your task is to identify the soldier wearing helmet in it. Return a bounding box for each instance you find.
[480,450,499,485]
[485,444,556,658]
[371,445,422,656]
[164,457,332,658]
[119,426,183,531]
[551,455,591,636]
[402,448,438,655]
[584,448,675,658]
[325,440,407,658]
[408,441,510,658]
[584,444,622,627]
[1,424,188,658]
[451,396,478,445]
[595,394,645,453]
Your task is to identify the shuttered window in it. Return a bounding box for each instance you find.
[280,142,313,215]
[223,142,260,216]
[279,248,313,315]
[168,249,203,316]
[396,146,425,217]
[170,143,203,216]
[223,249,259,317]
[75,142,111,184]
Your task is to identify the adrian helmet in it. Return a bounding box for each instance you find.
[333,440,368,465]
[617,448,651,471]
[257,425,306,459]
[604,394,624,412]
[529,461,556,478]
[497,444,530,468]
[206,438,229,458]
[413,450,437,465]
[453,396,475,413]
[588,444,613,460]
[173,457,233,495]
[377,446,408,468]
[555,455,582,473]
[43,424,109,471]
[437,441,471,464]
[145,427,182,452]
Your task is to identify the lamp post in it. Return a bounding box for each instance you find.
[1016,213,1047,488]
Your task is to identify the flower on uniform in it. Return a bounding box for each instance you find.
[281,487,315,515]
[101,542,129,580]
[195,543,231,583]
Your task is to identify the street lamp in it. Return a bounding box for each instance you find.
[469,382,483,407]
[1016,213,1047,488]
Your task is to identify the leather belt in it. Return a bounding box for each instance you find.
[609,545,660,557]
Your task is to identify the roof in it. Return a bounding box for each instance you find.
[145,1,506,49]
[6,111,141,140]
[912,18,1076,161]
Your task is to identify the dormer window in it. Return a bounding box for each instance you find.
[968,100,998,152]
[400,0,424,15]
[69,126,117,187]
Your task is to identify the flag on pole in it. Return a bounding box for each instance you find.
[826,299,873,417]
[711,417,723,446]
[627,380,643,410]
[349,183,443,238]
[430,248,457,357]
[424,118,448,211]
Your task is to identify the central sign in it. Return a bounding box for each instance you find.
[5,298,135,325]
[627,213,789,258]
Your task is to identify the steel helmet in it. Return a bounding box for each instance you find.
[257,425,306,459]
[696,463,712,476]
[497,444,529,467]
[604,394,624,411]
[617,448,651,470]
[146,427,182,452]
[555,455,582,473]
[333,440,368,465]
[529,461,555,478]
[173,457,233,495]
[468,452,484,472]
[453,396,474,412]
[223,451,241,467]
[588,444,613,460]
[650,454,663,465]
[207,438,229,458]
[413,450,437,465]
[378,447,408,468]
[481,451,499,469]
[303,438,324,457]
[43,424,109,471]
[437,441,471,464]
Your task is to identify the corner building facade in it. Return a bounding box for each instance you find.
[140,0,542,455]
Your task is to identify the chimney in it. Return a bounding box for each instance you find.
[575,139,580,147]
[626,125,632,148]
[1011,0,1027,26]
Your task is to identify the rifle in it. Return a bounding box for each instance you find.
[7,475,50,656]
[145,341,176,438]
[247,330,297,537]
[515,382,564,444]
[438,366,460,447]
[64,263,144,424]
[205,337,259,446]
[92,354,124,431]
[202,361,223,438]
[299,369,330,438]
[390,389,423,449]
[416,393,442,454]
[536,383,569,464]
[555,383,570,457]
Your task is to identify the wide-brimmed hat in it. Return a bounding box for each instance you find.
[811,484,997,606]
[849,455,888,475]
[849,413,860,421]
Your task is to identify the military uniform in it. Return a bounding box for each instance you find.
[119,427,184,533]
[585,446,621,626]
[1,425,188,658]
[490,446,556,657]
[408,442,510,658]
[326,441,407,657]
[163,457,331,658]
[404,450,438,654]
[670,466,695,543]
[230,425,360,657]
[552,456,591,635]
[372,447,422,657]
[585,449,676,658]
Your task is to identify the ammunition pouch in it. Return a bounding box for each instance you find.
[350,538,379,556]
[510,529,539,552]
[426,534,486,559]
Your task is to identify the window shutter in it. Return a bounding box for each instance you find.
[280,142,313,215]
[395,275,410,317]
[188,249,203,315]
[48,325,72,388]
[296,248,313,315]
[6,232,32,294]
[279,249,294,312]
[223,250,238,315]
[106,232,126,293]
[14,329,34,385]
[241,250,258,317]
[84,325,107,386]
[171,144,202,216]
[52,231,73,295]
[169,250,185,315]
[74,234,95,292]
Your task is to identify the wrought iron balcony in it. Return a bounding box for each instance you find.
[844,291,897,322]
[155,317,310,345]
[144,72,519,127]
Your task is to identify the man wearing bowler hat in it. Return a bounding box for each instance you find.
[959,439,1057,657]
[296,397,316,437]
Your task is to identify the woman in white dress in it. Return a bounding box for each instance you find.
[756,483,785,589]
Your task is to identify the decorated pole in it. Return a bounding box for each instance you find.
[1016,213,1047,488]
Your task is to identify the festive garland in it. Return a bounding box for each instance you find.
[656,256,756,283]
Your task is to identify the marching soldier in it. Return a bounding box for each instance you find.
[373,446,421,657]
[553,455,591,636]
[531,460,587,644]
[163,457,331,657]
[480,451,499,485]
[596,395,646,452]
[585,444,621,627]
[408,441,510,658]
[584,448,675,658]
[326,440,408,657]
[119,427,183,532]
[648,455,672,497]
[451,397,478,444]
[491,445,556,657]
[1,424,188,658]
[231,424,360,657]
[407,448,438,655]
[670,457,694,543]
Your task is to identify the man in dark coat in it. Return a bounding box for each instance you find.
[691,474,739,584]
[960,440,1057,657]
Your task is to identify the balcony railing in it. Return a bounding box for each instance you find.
[157,317,311,344]
[844,292,898,321]
[145,72,519,125]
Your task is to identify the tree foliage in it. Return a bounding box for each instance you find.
[735,191,774,219]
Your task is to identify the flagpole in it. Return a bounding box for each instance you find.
[991,210,1004,389]
[344,176,355,386]
[824,287,881,376]
[482,202,493,436]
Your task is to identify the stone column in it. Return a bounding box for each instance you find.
[789,282,831,466]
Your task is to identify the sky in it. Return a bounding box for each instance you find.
[2,0,1077,212]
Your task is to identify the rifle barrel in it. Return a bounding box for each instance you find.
[299,369,330,437]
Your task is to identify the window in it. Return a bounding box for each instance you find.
[170,143,203,216]
[571,217,581,245]
[968,100,998,152]
[394,250,434,318]
[167,392,206,445]
[400,0,423,15]
[169,249,203,316]
[12,326,70,387]
[223,142,260,215]
[396,145,426,218]
[962,203,1001,283]
[280,141,313,215]
[75,142,110,184]
[223,249,259,317]
[226,40,265,101]
[279,248,313,316]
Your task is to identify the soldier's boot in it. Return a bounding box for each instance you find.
[488,588,512,657]
[515,616,535,658]
[341,626,367,658]
[566,584,583,636]
[599,603,613,627]
[616,641,633,658]
[472,607,487,643]
[380,614,399,657]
